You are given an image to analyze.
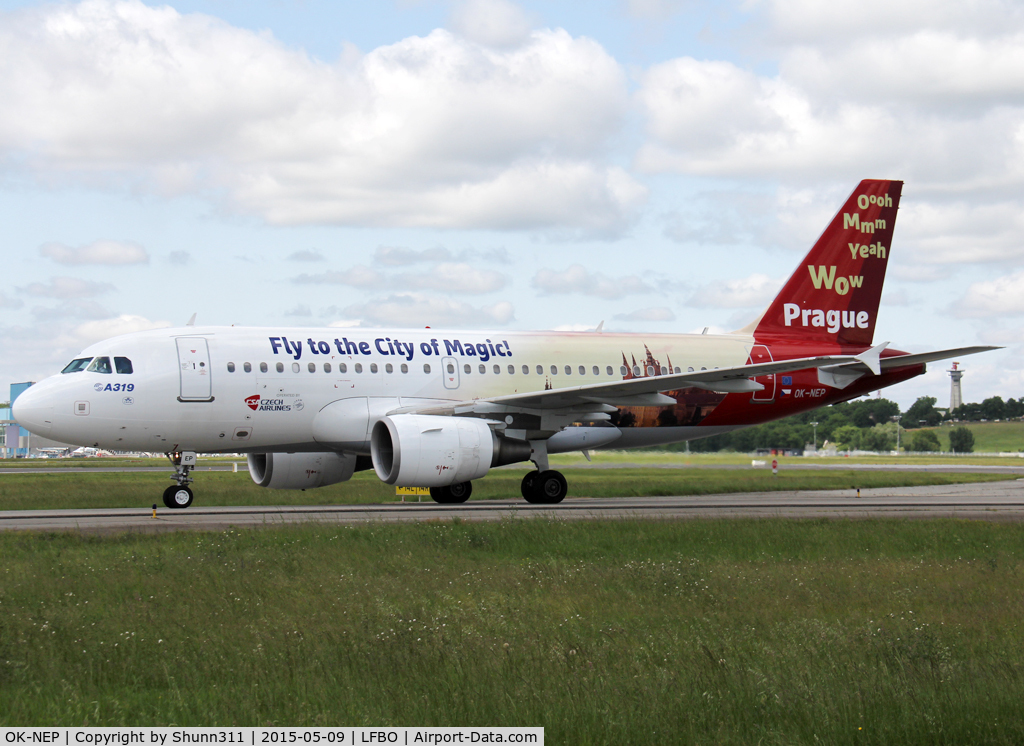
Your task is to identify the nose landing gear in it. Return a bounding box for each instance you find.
[163,450,196,509]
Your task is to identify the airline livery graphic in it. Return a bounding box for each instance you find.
[12,180,997,508]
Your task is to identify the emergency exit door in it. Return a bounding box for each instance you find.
[177,337,213,401]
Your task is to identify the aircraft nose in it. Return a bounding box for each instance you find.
[12,385,54,436]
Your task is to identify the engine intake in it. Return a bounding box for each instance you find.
[371,415,531,487]
[248,451,360,490]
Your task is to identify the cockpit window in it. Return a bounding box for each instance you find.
[61,358,93,374]
[86,357,112,374]
[114,357,133,374]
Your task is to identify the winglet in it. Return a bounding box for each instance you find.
[594,321,604,333]
[856,341,888,375]
[186,313,197,327]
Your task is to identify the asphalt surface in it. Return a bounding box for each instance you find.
[2,479,1024,532]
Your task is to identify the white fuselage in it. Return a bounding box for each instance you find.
[14,325,754,454]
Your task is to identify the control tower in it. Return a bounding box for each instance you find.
[948,362,964,412]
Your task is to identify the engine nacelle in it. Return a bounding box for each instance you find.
[248,452,358,490]
[371,415,532,487]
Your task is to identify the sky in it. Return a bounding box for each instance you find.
[2,0,1024,409]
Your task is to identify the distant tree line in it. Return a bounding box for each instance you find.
[661,392,1017,454]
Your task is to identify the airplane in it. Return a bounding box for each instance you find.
[13,179,997,509]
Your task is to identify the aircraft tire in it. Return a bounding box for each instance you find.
[448,481,472,503]
[163,485,194,509]
[536,470,568,504]
[429,482,472,504]
[521,471,543,503]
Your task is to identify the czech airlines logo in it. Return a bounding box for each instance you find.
[245,395,260,411]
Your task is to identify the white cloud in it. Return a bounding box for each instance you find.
[374,246,454,266]
[532,264,654,299]
[397,263,506,294]
[288,250,325,262]
[32,300,112,321]
[39,239,148,265]
[284,304,312,317]
[0,1,642,233]
[343,293,514,327]
[953,271,1024,317]
[0,291,23,309]
[19,276,115,299]
[59,314,172,348]
[293,266,384,288]
[449,0,533,48]
[614,306,676,322]
[686,273,782,309]
[168,250,191,264]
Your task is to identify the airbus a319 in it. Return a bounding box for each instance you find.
[13,180,996,508]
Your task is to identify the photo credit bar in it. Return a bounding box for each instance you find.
[0,730,543,746]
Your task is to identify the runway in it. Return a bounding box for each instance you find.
[2,479,1024,532]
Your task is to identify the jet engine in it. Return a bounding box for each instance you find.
[248,451,359,490]
[371,415,532,487]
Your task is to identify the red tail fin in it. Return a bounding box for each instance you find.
[752,179,902,348]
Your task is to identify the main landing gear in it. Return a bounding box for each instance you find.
[163,451,196,509]
[430,482,473,504]
[521,470,568,504]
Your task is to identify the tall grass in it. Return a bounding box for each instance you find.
[2,518,1024,743]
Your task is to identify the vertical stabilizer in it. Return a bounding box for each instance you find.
[751,179,902,347]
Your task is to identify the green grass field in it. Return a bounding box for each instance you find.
[3,518,1024,743]
[0,467,1015,511]
[914,420,1024,453]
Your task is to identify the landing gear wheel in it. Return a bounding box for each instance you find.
[162,484,194,509]
[536,470,568,504]
[430,482,472,504]
[521,471,542,503]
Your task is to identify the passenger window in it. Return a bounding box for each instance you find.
[593,366,599,375]
[61,358,92,374]
[579,366,586,375]
[493,364,500,374]
[674,367,681,374]
[324,363,332,373]
[688,367,694,372]
[244,362,252,373]
[227,362,235,373]
[508,365,515,374]
[370,363,378,373]
[447,363,455,374]
[463,364,471,374]
[87,357,112,374]
[308,363,316,373]
[114,357,133,374]
[620,366,627,375]
[550,365,557,375]
[355,363,363,373]
[564,365,571,375]
[260,362,268,373]
[633,366,641,376]
[478,364,486,374]
[276,362,284,373]
[522,365,529,374]
[401,363,408,373]
[424,363,431,374]
[536,365,543,375]
[290,363,298,373]
[647,366,655,376]
[386,363,393,374]
[339,363,347,373]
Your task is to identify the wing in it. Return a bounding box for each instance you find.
[396,353,862,416]
[818,345,1000,389]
